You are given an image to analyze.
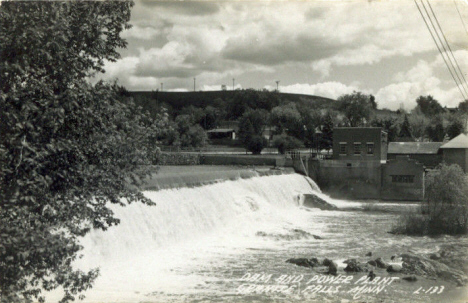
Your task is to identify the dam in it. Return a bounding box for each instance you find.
[46,172,467,303]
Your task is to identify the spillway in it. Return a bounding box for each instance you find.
[69,173,322,302]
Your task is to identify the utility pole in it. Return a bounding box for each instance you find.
[193,78,196,91]
[276,80,280,91]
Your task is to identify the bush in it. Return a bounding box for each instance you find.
[423,163,468,234]
[391,212,429,235]
[246,135,268,155]
[273,135,304,154]
[392,163,468,235]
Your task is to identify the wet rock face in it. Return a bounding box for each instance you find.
[322,258,338,275]
[400,253,468,286]
[374,257,389,269]
[344,259,366,272]
[387,264,403,273]
[301,194,338,210]
[286,258,319,268]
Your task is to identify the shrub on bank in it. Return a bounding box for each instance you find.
[156,152,201,165]
[392,163,468,235]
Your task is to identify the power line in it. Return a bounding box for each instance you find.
[454,0,468,37]
[421,0,468,98]
[414,0,467,101]
[426,0,468,95]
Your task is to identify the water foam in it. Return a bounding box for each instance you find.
[56,173,324,302]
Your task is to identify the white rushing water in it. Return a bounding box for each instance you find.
[45,173,468,303]
[60,174,325,302]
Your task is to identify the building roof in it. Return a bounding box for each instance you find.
[388,142,443,154]
[206,128,235,133]
[440,133,468,149]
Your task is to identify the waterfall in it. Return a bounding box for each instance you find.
[54,173,325,302]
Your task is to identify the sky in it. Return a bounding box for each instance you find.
[94,0,468,111]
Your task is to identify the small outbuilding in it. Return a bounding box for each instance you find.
[387,142,443,168]
[440,133,468,173]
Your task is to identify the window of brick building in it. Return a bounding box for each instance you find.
[339,143,347,155]
[391,175,415,183]
[366,142,374,155]
[354,142,361,155]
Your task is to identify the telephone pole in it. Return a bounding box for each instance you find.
[276,80,280,91]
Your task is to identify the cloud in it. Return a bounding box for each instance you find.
[375,53,468,110]
[139,0,219,16]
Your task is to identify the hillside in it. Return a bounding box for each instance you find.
[129,90,337,113]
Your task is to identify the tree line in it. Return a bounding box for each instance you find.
[132,89,468,154]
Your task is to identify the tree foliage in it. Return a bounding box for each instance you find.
[446,117,465,140]
[423,164,468,235]
[238,109,268,154]
[337,91,374,127]
[0,1,158,302]
[425,116,445,142]
[273,135,304,154]
[415,95,444,117]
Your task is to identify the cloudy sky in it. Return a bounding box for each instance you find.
[95,0,468,110]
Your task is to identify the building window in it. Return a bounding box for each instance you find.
[339,142,347,155]
[391,175,415,183]
[366,142,374,155]
[354,142,361,155]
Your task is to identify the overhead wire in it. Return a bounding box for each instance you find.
[425,0,468,96]
[454,0,468,37]
[414,0,467,101]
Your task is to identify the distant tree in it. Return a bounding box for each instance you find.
[299,105,322,147]
[338,91,374,127]
[425,116,445,142]
[199,106,219,130]
[273,135,304,154]
[270,103,302,136]
[246,135,268,155]
[458,99,468,114]
[320,112,334,150]
[369,95,378,110]
[446,117,465,139]
[408,112,430,140]
[238,109,268,154]
[398,115,414,141]
[226,89,280,120]
[371,117,399,142]
[415,95,444,117]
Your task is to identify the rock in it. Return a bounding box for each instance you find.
[391,255,396,261]
[402,275,417,282]
[387,264,403,273]
[344,259,365,273]
[368,270,376,281]
[310,257,320,265]
[301,194,338,210]
[429,253,441,260]
[313,235,323,240]
[367,260,377,267]
[366,252,372,257]
[286,258,318,268]
[323,258,338,275]
[375,257,388,269]
[401,253,468,286]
